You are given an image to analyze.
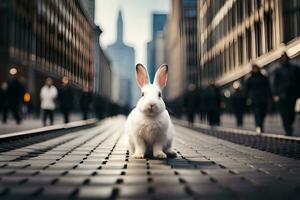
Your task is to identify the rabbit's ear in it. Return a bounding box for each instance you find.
[136,64,149,88]
[154,64,168,89]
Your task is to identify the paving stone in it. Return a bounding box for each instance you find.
[56,176,88,185]
[89,176,120,185]
[121,176,150,184]
[118,185,150,198]
[76,186,113,199]
[153,185,190,199]
[4,185,41,197]
[95,169,123,176]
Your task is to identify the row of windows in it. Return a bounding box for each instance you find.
[2,0,94,87]
[202,13,274,81]
[199,0,278,83]
[182,2,198,85]
[202,0,268,54]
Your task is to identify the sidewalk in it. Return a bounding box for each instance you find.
[0,113,83,135]
[191,114,300,137]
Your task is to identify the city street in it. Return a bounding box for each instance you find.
[0,0,300,199]
[0,116,299,200]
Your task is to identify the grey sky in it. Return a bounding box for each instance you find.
[95,0,170,65]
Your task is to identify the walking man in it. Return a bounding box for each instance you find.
[273,52,300,136]
[40,77,58,126]
[245,64,272,133]
[231,82,246,127]
[205,82,221,126]
[4,71,25,124]
[59,77,74,123]
[80,86,92,120]
[184,83,198,126]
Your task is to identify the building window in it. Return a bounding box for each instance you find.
[238,35,244,65]
[255,0,262,9]
[264,12,273,52]
[246,28,252,61]
[282,0,300,43]
[254,22,262,57]
[245,0,253,17]
[237,0,244,24]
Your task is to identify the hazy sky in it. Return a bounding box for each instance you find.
[95,0,170,65]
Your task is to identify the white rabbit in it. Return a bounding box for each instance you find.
[125,63,177,159]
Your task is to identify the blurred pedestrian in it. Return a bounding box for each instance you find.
[59,77,74,123]
[80,86,92,120]
[273,52,300,136]
[3,71,25,124]
[245,64,272,133]
[231,82,246,127]
[205,81,221,126]
[184,83,198,125]
[40,77,58,126]
[197,87,206,122]
[0,82,8,123]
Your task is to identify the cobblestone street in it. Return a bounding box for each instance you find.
[0,117,299,199]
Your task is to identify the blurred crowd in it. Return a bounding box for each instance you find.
[179,52,300,136]
[0,71,121,127]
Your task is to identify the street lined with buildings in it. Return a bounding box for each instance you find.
[0,1,300,199]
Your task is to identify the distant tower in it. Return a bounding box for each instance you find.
[147,14,167,82]
[117,11,123,42]
[106,10,136,108]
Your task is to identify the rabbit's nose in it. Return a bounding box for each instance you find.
[149,103,155,108]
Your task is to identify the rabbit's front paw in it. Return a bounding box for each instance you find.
[153,151,167,159]
[165,149,177,158]
[132,153,145,159]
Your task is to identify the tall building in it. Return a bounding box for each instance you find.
[80,0,112,98]
[147,14,167,82]
[99,48,112,99]
[106,10,135,107]
[164,0,198,101]
[198,0,300,88]
[0,0,96,109]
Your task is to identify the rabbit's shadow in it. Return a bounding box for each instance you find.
[143,154,217,169]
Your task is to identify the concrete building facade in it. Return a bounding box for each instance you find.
[198,0,300,87]
[79,0,112,98]
[0,0,114,111]
[0,0,96,109]
[164,0,198,101]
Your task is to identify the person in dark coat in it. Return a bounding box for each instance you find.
[80,86,92,120]
[4,74,25,124]
[231,82,246,127]
[184,83,198,125]
[205,82,221,126]
[273,52,300,136]
[245,64,272,133]
[197,87,205,122]
[59,77,74,123]
[0,82,8,123]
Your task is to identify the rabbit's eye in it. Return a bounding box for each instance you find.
[158,92,161,98]
[142,92,144,97]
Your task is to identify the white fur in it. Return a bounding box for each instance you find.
[125,64,177,159]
